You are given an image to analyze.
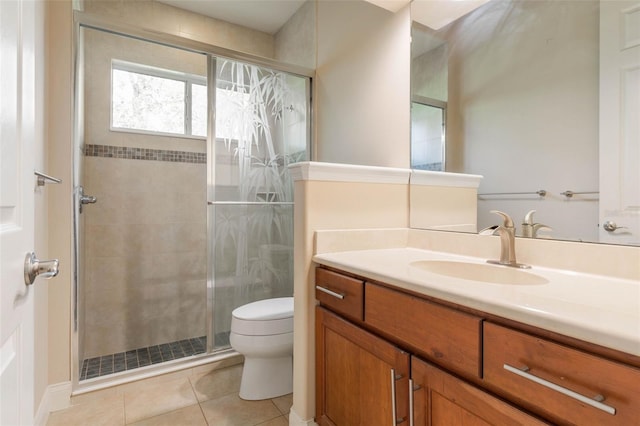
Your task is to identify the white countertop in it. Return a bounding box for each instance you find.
[313,248,640,357]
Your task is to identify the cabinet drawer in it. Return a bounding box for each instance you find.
[365,283,482,379]
[315,268,364,321]
[484,322,640,425]
[412,357,549,426]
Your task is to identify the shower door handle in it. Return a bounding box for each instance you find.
[81,194,97,204]
[78,186,97,213]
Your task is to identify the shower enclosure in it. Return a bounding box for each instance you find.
[74,25,310,384]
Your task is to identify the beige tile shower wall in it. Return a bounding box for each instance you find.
[82,0,274,59]
[82,157,207,357]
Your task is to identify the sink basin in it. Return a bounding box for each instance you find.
[409,260,549,285]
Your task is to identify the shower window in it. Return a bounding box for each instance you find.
[111,60,207,138]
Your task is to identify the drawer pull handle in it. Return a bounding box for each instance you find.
[315,285,345,300]
[503,364,616,415]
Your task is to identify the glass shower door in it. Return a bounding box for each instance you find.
[210,58,310,348]
[77,27,209,381]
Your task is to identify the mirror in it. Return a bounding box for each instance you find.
[411,0,640,246]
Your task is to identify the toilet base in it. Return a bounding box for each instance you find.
[239,355,293,400]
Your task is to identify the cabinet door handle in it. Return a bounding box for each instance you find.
[503,364,616,415]
[390,369,405,425]
[315,285,345,300]
[408,379,422,426]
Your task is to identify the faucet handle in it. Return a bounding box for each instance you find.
[533,223,552,236]
[490,210,514,228]
[523,210,536,225]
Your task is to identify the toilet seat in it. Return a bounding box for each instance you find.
[231,297,293,336]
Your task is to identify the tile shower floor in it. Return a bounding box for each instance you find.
[81,337,208,380]
[48,363,291,426]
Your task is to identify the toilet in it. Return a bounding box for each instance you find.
[230,297,294,400]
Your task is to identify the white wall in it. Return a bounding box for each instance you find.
[275,0,316,70]
[316,0,411,167]
[412,41,447,102]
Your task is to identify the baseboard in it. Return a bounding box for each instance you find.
[288,407,318,426]
[34,381,72,425]
[34,397,49,426]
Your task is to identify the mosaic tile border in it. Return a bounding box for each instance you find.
[85,144,206,164]
[80,336,207,380]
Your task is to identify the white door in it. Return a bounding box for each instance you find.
[599,1,640,244]
[1,0,40,424]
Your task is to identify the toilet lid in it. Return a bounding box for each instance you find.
[231,297,294,336]
[232,297,293,321]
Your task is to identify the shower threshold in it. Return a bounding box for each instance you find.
[80,336,207,380]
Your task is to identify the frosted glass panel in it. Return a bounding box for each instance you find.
[211,58,309,348]
[212,204,293,345]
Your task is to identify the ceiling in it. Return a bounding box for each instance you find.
[411,0,491,30]
[158,0,307,34]
[157,0,492,45]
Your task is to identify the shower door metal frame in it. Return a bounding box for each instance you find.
[71,10,314,392]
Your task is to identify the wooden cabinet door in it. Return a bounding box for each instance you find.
[411,357,549,426]
[316,306,410,426]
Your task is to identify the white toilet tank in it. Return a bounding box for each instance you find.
[231,297,293,336]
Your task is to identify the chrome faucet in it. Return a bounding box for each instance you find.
[521,210,551,238]
[480,210,530,269]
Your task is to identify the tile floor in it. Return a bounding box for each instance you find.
[47,364,291,426]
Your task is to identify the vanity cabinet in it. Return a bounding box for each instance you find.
[315,306,410,426]
[315,266,640,425]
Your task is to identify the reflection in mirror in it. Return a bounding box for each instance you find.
[411,24,447,171]
[411,0,640,246]
[410,100,445,171]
